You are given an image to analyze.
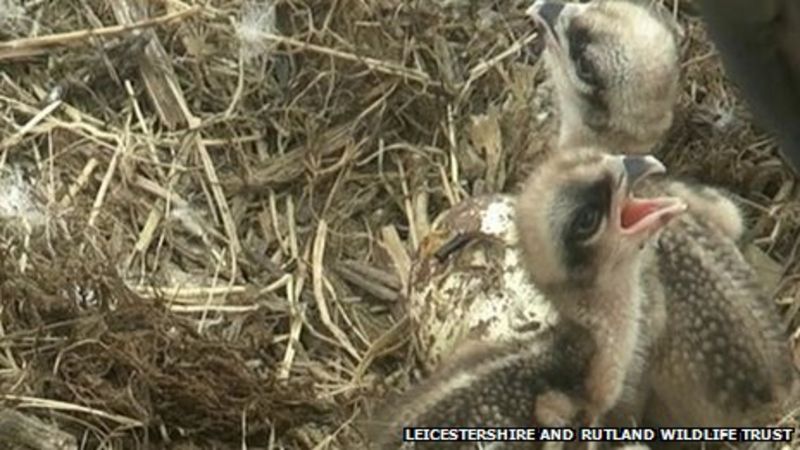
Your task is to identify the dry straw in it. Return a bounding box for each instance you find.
[0,0,798,448]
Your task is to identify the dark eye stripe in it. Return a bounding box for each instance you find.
[567,24,591,60]
[565,22,609,130]
[558,174,613,274]
[566,24,598,82]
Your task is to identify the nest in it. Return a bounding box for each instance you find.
[0,0,798,448]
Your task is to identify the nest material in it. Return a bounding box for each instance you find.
[0,0,798,448]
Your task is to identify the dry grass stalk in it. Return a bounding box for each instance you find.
[0,6,199,61]
[0,0,798,448]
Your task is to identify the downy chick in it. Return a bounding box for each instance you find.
[655,179,744,243]
[403,0,686,374]
[534,0,799,429]
[640,177,798,427]
[528,0,743,244]
[515,148,686,424]
[368,150,685,449]
[396,0,796,439]
[367,323,595,450]
[529,0,680,155]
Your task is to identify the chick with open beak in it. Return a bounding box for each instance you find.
[527,0,680,155]
[516,148,686,421]
[367,149,685,449]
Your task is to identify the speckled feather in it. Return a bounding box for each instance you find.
[407,195,556,371]
[536,0,798,427]
[366,321,595,450]
[641,178,797,427]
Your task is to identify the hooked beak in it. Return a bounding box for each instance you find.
[527,0,567,40]
[613,155,686,239]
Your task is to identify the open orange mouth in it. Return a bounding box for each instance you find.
[620,195,686,235]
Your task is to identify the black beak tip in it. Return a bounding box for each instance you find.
[622,156,666,185]
[534,2,565,30]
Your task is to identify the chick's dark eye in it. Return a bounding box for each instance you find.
[574,55,597,85]
[567,24,598,86]
[570,205,603,241]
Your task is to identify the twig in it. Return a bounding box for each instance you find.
[134,285,247,299]
[380,225,411,295]
[4,395,144,428]
[0,409,77,450]
[0,7,200,61]
[459,31,539,99]
[311,220,361,361]
[0,100,62,153]
[257,31,437,86]
[336,263,398,302]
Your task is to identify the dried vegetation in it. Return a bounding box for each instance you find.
[0,0,798,448]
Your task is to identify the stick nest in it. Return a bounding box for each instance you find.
[0,0,798,448]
